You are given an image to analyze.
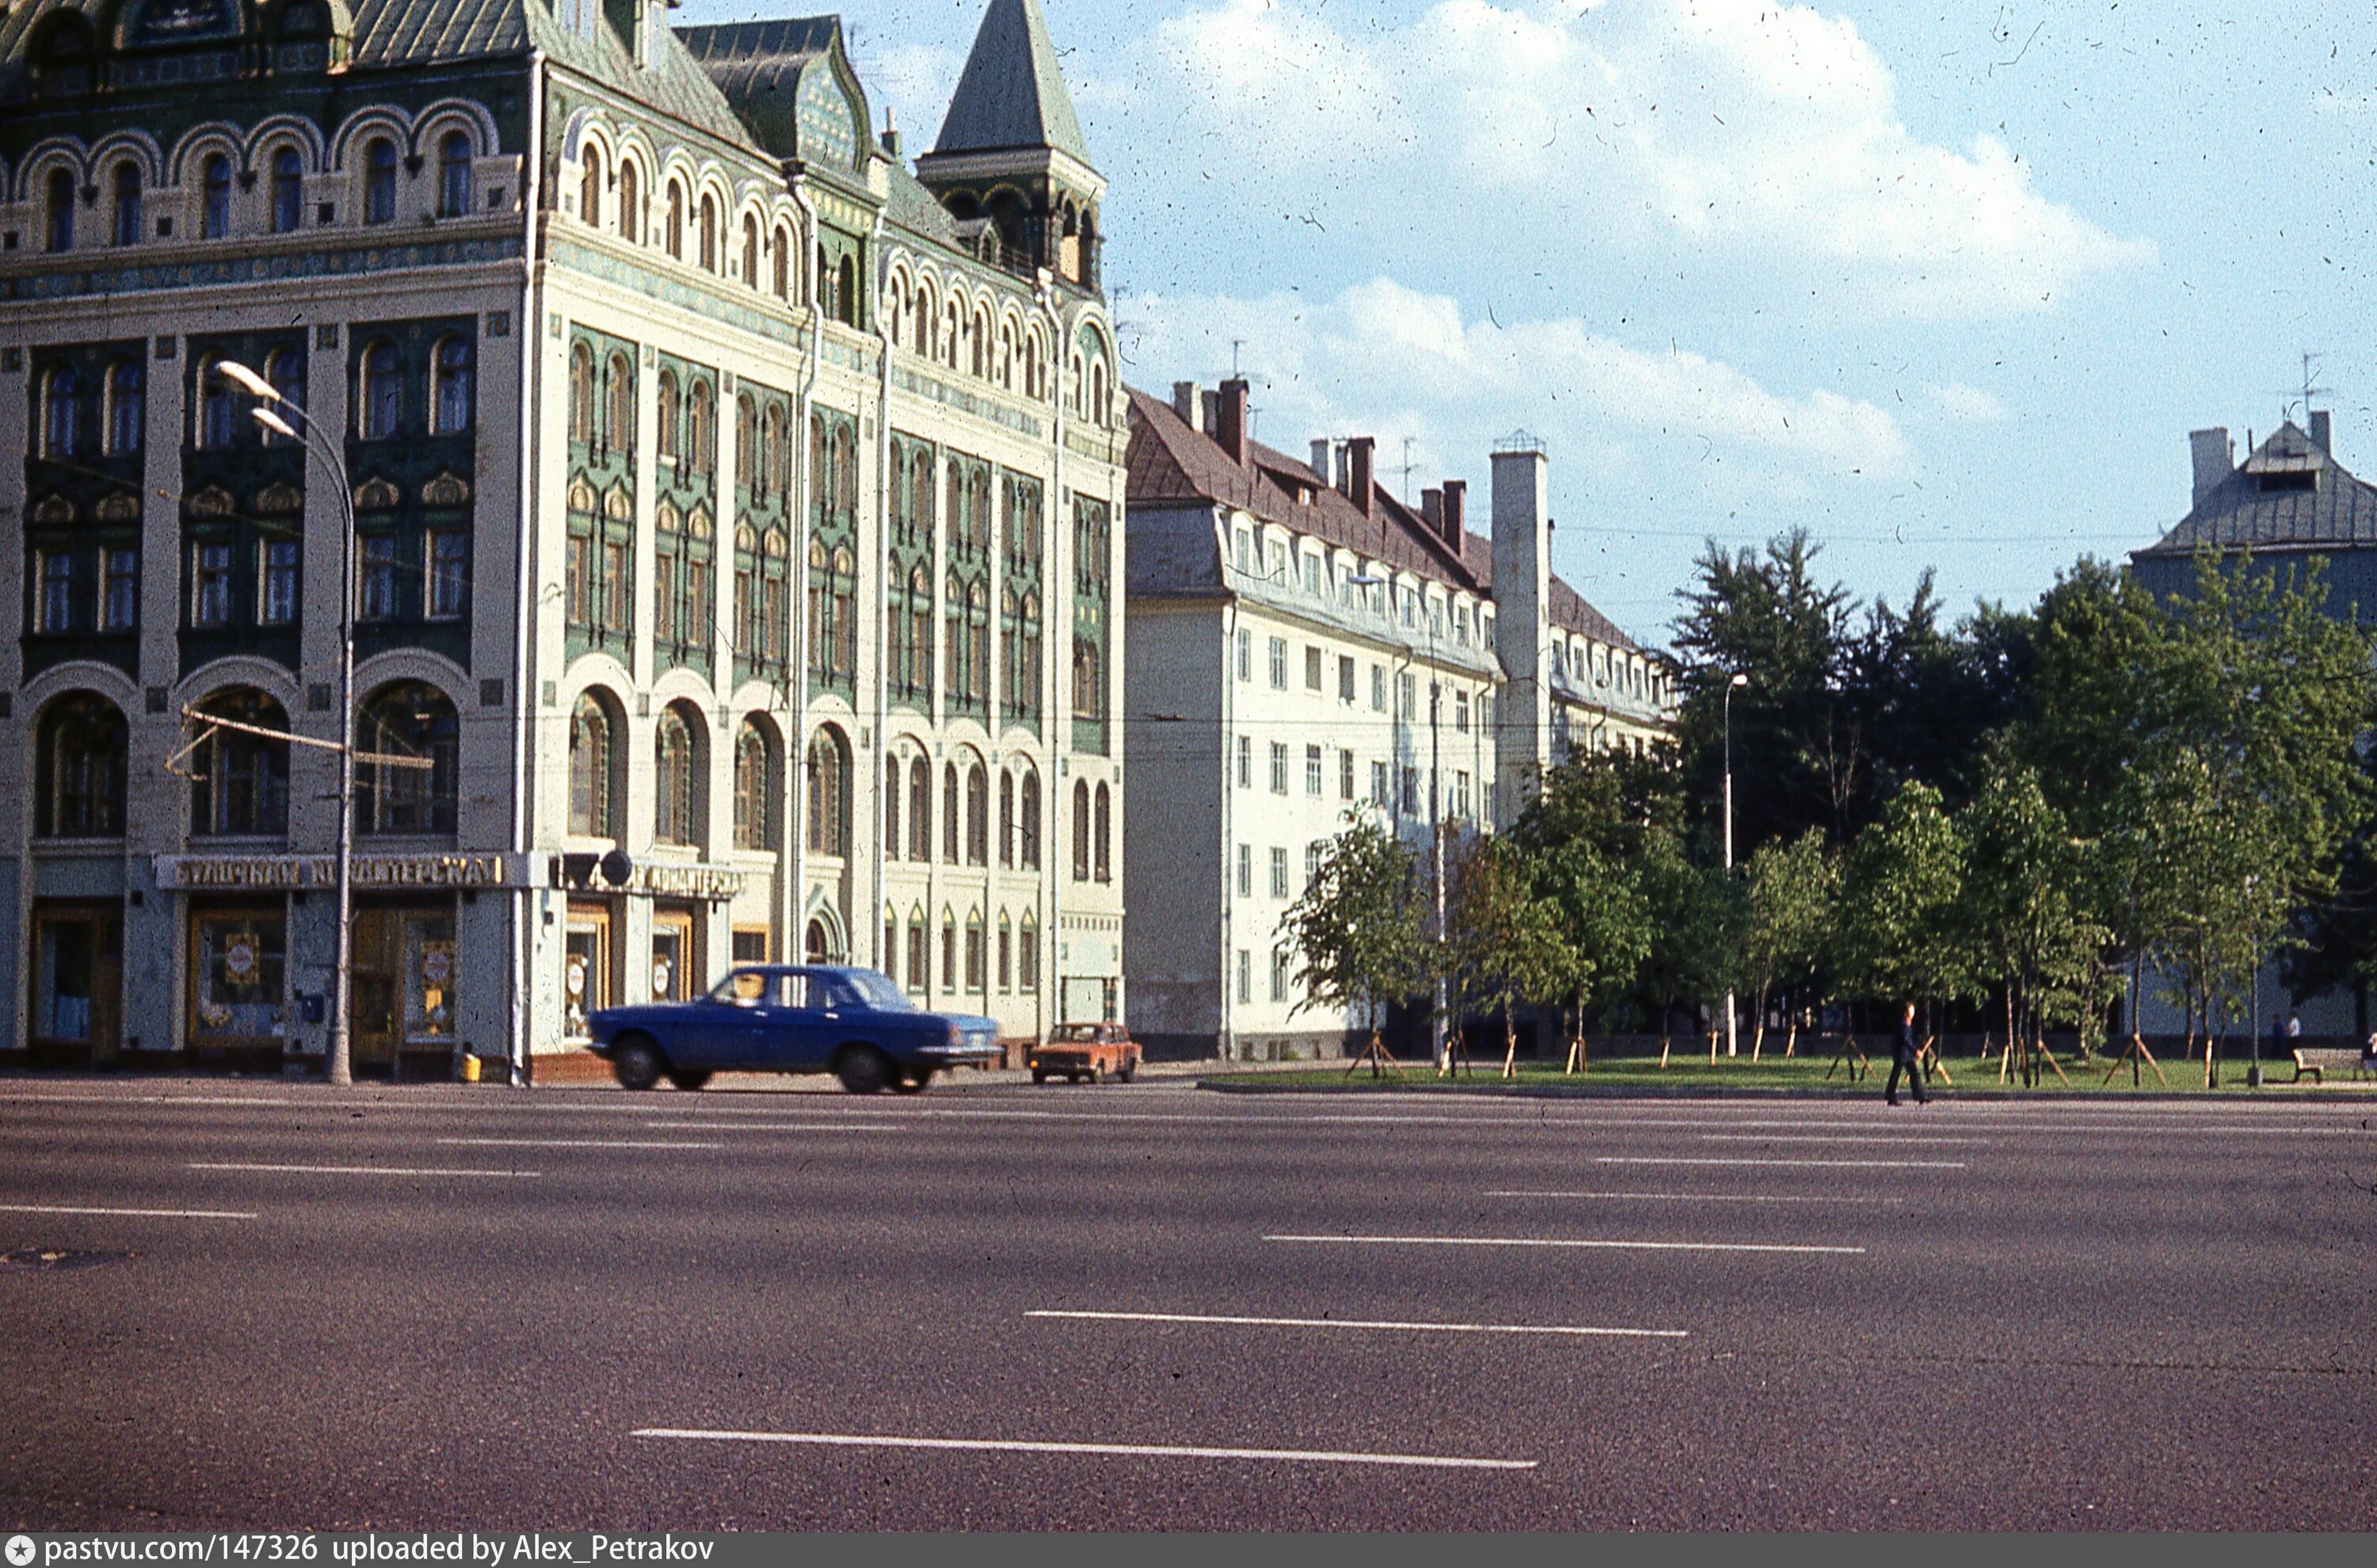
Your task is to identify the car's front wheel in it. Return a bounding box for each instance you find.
[612,1037,662,1092]
[1117,1061,1137,1083]
[834,1045,891,1095]
[892,1067,932,1095]
[666,1069,712,1093]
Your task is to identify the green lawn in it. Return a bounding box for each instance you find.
[1212,1047,2371,1094]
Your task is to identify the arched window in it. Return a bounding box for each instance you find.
[358,341,401,439]
[195,357,237,448]
[40,363,80,457]
[617,159,639,242]
[37,693,127,838]
[192,689,291,837]
[1071,778,1091,881]
[806,539,828,675]
[912,284,931,356]
[806,730,849,856]
[883,751,902,858]
[686,379,715,476]
[1090,361,1108,425]
[654,369,680,462]
[568,343,595,443]
[972,309,988,378]
[967,581,990,705]
[578,146,602,227]
[943,299,960,368]
[432,337,473,433]
[836,255,856,326]
[904,566,933,696]
[741,213,758,287]
[364,136,398,225]
[654,705,698,845]
[998,770,1015,867]
[1093,781,1112,883]
[357,682,459,835]
[1018,768,1041,869]
[201,153,231,239]
[998,910,1013,990]
[438,130,472,218]
[830,546,857,674]
[665,181,685,259]
[942,762,960,864]
[944,573,965,702]
[271,147,303,235]
[604,353,631,452]
[966,761,989,865]
[964,910,985,991]
[773,225,791,298]
[112,162,141,246]
[568,693,617,838]
[46,166,74,253]
[1018,910,1040,993]
[105,359,143,455]
[907,906,929,992]
[699,193,718,272]
[834,423,859,514]
[734,394,757,487]
[908,755,931,861]
[266,346,307,422]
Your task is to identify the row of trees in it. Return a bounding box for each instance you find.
[1283,541,2375,1082]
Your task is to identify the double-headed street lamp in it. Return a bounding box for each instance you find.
[214,359,361,1086]
[1723,670,1749,1059]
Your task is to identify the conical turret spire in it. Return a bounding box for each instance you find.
[932,0,1092,167]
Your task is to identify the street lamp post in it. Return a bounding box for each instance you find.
[1723,671,1749,1059]
[219,361,357,1086]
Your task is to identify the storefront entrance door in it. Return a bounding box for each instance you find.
[651,906,698,1002]
[564,901,616,1039]
[30,902,123,1064]
[351,906,458,1074]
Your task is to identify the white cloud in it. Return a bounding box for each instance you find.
[1925,382,2008,422]
[1117,276,1909,478]
[1134,0,2152,319]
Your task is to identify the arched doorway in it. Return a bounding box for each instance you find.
[805,919,832,964]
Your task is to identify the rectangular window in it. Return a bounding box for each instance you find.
[427,531,467,620]
[567,537,591,624]
[1456,689,1471,733]
[1454,769,1471,821]
[1236,734,1251,789]
[1400,765,1417,817]
[602,540,630,629]
[102,547,139,631]
[192,542,234,628]
[653,546,678,644]
[359,535,401,621]
[1372,664,1387,712]
[998,926,1012,991]
[1234,530,1252,574]
[1268,636,1287,689]
[1300,554,1321,596]
[941,923,956,991]
[1020,926,1038,991]
[1304,744,1322,795]
[1235,949,1250,1005]
[38,550,78,633]
[1305,841,1322,891]
[1304,646,1322,691]
[1371,760,1390,806]
[686,559,710,645]
[1340,750,1355,800]
[1269,946,1290,1003]
[259,540,298,626]
[1235,626,1250,681]
[1338,655,1356,703]
[1236,844,1251,898]
[1269,742,1288,795]
[1398,672,1416,719]
[1269,847,1289,900]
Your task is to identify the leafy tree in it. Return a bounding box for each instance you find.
[1445,835,1570,1078]
[1280,816,1429,1076]
[1831,780,1967,1040]
[1737,829,1837,1057]
[1635,824,1743,1063]
[1507,753,1660,1070]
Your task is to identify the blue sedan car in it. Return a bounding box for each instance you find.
[588,965,1002,1094]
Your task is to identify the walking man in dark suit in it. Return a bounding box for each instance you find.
[1887,1001,1929,1106]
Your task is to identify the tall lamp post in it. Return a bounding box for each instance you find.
[216,360,358,1086]
[1723,670,1749,1058]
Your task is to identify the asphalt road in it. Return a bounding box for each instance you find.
[1,1076,2373,1531]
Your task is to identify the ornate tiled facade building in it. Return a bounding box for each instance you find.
[0,0,1125,1074]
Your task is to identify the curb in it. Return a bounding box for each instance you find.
[1193,1078,2377,1103]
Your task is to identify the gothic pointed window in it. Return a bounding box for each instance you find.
[568,343,595,444]
[654,370,680,462]
[568,692,617,839]
[617,161,639,242]
[742,214,759,288]
[734,719,778,852]
[807,730,849,856]
[699,193,719,272]
[654,706,696,846]
[578,147,602,228]
[966,762,989,866]
[666,182,685,260]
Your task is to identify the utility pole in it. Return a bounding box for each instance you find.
[1723,672,1749,1058]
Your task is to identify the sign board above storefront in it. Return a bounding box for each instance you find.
[154,853,528,892]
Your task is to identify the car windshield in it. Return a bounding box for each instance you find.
[1052,1024,1098,1041]
[710,970,780,1007]
[835,969,911,1011]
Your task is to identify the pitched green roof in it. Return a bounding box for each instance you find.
[931,0,1089,166]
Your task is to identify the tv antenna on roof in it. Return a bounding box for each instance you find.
[1397,437,1417,492]
[2286,349,2331,426]
[1230,339,1245,380]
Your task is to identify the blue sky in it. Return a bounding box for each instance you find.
[680,0,2377,647]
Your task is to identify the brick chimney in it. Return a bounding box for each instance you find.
[2190,427,2232,510]
[2311,409,2333,455]
[1311,441,1333,488]
[1216,379,1250,464]
[1440,479,1467,555]
[1173,381,1202,434]
[1421,487,1443,531]
[1345,437,1375,513]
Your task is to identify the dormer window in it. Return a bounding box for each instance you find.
[2258,470,2317,494]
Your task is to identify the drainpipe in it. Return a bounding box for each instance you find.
[1220,573,1237,1065]
[508,48,547,1087]
[870,208,891,974]
[1036,277,1064,1034]
[788,178,823,958]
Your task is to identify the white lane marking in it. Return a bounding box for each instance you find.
[435,1138,719,1150]
[0,1203,257,1219]
[191,1162,539,1178]
[640,1122,907,1133]
[1024,1309,1686,1338]
[632,1428,1535,1471]
[1700,1134,1987,1146]
[1486,1190,1901,1205]
[1597,1157,1966,1170]
[1264,1234,1865,1256]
